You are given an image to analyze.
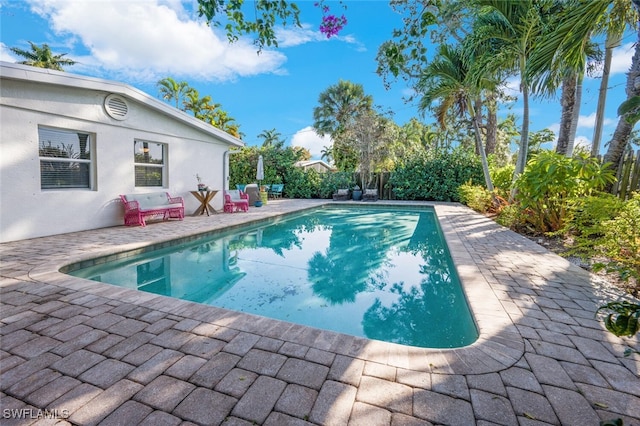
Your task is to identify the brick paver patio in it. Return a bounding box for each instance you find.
[1,199,638,425]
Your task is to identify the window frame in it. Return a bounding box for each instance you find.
[38,126,95,191]
[133,140,167,188]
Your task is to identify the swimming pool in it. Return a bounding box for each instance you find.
[68,206,478,348]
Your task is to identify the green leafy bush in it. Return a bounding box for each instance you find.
[458,182,493,213]
[595,193,640,284]
[317,171,356,198]
[514,151,616,233]
[389,149,484,202]
[490,164,515,199]
[496,203,527,229]
[283,168,321,199]
[562,194,625,256]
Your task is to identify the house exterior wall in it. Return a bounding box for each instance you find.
[0,67,239,243]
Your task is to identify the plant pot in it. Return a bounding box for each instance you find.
[352,190,362,201]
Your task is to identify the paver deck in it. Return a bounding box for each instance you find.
[1,199,638,426]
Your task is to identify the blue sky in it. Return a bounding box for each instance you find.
[0,0,634,159]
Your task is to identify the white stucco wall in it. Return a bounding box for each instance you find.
[0,64,242,243]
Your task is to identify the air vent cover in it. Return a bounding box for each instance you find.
[104,94,129,120]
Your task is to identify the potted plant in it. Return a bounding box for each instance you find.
[196,174,206,191]
[352,185,362,201]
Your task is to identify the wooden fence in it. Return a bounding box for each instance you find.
[610,149,640,200]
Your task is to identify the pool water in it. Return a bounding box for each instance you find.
[69,206,478,348]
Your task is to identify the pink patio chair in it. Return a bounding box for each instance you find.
[224,190,249,213]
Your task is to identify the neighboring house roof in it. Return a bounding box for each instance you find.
[0,61,244,148]
[294,160,335,170]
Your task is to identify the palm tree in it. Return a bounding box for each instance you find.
[471,0,545,185]
[592,0,637,156]
[417,43,494,192]
[157,77,190,109]
[313,80,373,171]
[257,128,285,149]
[528,0,635,157]
[528,0,639,170]
[320,145,333,164]
[604,22,640,169]
[182,88,220,121]
[10,42,76,71]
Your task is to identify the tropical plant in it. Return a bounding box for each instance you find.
[618,95,640,126]
[594,193,640,284]
[513,151,616,233]
[312,80,373,171]
[10,41,76,71]
[389,148,484,202]
[597,301,640,339]
[258,128,285,149]
[592,0,637,156]
[156,77,190,109]
[417,43,495,192]
[470,0,546,186]
[458,182,494,213]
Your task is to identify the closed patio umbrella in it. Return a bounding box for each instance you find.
[256,155,264,188]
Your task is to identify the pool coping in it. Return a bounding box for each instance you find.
[26,200,522,375]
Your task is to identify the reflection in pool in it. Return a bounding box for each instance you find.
[69,206,478,348]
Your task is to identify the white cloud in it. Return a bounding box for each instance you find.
[290,126,332,160]
[0,43,17,62]
[25,0,287,83]
[275,24,327,48]
[576,112,615,129]
[275,24,365,51]
[610,42,634,75]
[501,77,521,97]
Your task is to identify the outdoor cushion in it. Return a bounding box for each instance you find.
[337,189,349,195]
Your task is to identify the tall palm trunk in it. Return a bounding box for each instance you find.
[591,31,621,157]
[513,78,530,180]
[485,94,498,155]
[603,17,640,169]
[469,104,494,192]
[556,72,577,155]
[567,70,584,157]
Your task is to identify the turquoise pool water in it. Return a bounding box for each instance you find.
[69,206,478,348]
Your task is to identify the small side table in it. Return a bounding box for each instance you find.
[190,190,218,216]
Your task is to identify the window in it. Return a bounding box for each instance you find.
[39,127,93,189]
[134,140,166,187]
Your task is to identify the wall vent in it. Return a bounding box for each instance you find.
[104,94,129,120]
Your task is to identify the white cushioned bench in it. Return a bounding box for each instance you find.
[119,192,184,227]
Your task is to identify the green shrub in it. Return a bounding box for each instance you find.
[317,171,356,199]
[514,151,616,233]
[496,203,526,229]
[389,149,484,202]
[563,194,625,256]
[283,168,321,199]
[595,193,640,284]
[458,182,493,213]
[490,164,515,199]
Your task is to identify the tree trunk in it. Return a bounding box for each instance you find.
[469,104,494,192]
[556,72,577,155]
[591,31,620,157]
[566,70,584,157]
[513,80,530,179]
[485,93,498,155]
[603,18,640,170]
